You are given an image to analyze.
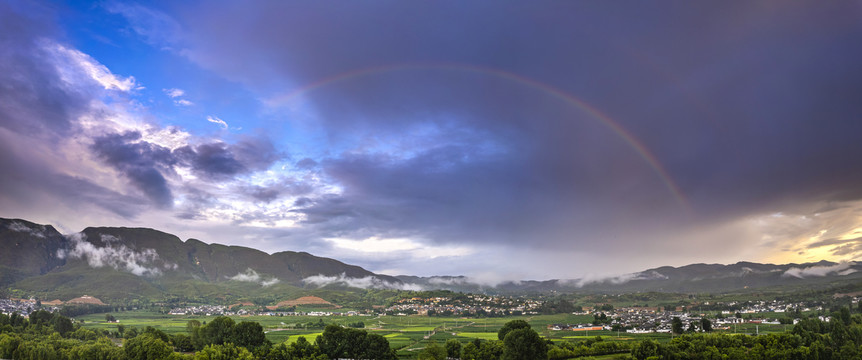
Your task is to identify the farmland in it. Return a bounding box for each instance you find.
[74,310,792,358]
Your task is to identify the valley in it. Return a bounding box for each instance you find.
[4,217,862,359]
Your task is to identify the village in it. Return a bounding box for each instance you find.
[3,293,852,334]
[384,294,543,317]
[550,299,839,334]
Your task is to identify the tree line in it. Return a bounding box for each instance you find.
[8,307,862,359]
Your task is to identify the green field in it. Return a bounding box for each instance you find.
[453,332,498,340]
[75,310,792,358]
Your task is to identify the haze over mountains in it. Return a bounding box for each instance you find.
[2,217,860,301]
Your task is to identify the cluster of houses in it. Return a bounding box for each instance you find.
[385,295,543,316]
[546,298,849,334]
[0,298,36,316]
[0,298,59,316]
[168,304,230,316]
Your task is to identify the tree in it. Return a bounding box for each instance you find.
[502,328,548,360]
[446,339,463,359]
[701,318,713,332]
[631,340,660,360]
[0,333,22,359]
[266,336,326,360]
[106,314,116,322]
[229,321,269,350]
[364,333,396,360]
[124,333,173,360]
[144,326,171,343]
[194,343,254,360]
[498,320,531,341]
[187,320,202,332]
[51,314,74,336]
[316,324,395,360]
[671,317,684,335]
[173,333,195,352]
[67,338,125,359]
[839,306,852,325]
[316,325,347,359]
[197,316,235,347]
[28,309,53,328]
[461,341,480,360]
[478,341,504,360]
[419,340,447,360]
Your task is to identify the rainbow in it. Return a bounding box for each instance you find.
[271,63,691,212]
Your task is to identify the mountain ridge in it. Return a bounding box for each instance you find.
[395,260,862,294]
[0,217,401,301]
[2,217,861,300]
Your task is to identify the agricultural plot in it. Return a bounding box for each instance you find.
[74,310,793,356]
[452,332,498,340]
[77,310,195,334]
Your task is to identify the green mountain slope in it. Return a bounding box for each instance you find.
[0,218,401,302]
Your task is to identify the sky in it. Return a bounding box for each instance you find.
[2,1,862,283]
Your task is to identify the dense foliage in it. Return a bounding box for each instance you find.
[0,312,394,360]
[631,308,862,360]
[10,307,862,359]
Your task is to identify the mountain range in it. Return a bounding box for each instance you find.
[2,217,861,302]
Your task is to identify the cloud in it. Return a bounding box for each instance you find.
[0,2,316,259]
[90,131,176,208]
[303,273,422,291]
[425,275,516,289]
[206,116,227,129]
[57,232,169,276]
[170,1,862,257]
[228,268,280,287]
[559,270,669,288]
[163,88,193,106]
[782,261,858,278]
[751,200,862,263]
[174,137,280,179]
[164,88,184,98]
[241,181,315,204]
[5,0,862,280]
[105,2,185,49]
[0,6,87,137]
[47,42,139,92]
[6,221,46,238]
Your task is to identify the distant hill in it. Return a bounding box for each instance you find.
[397,260,862,294]
[0,218,401,302]
[4,217,862,302]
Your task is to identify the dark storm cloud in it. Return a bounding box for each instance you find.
[808,238,860,249]
[175,143,243,177]
[179,0,862,249]
[295,158,318,170]
[174,137,281,179]
[90,131,176,208]
[242,181,314,203]
[89,131,282,207]
[0,1,151,220]
[806,237,862,258]
[0,1,86,137]
[295,143,610,245]
[0,131,148,219]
